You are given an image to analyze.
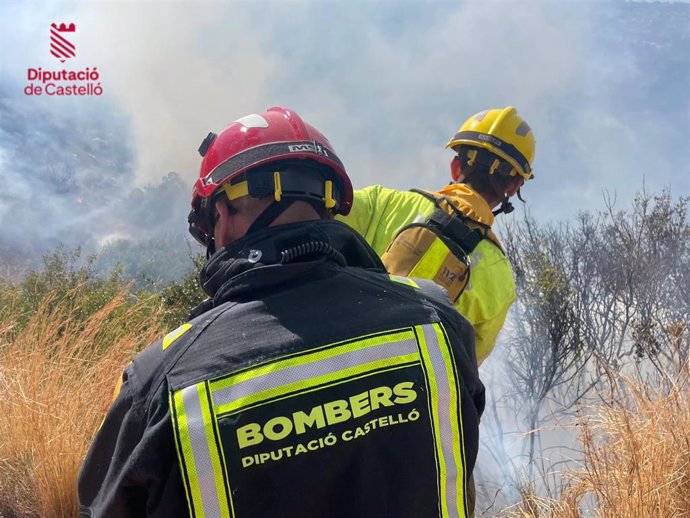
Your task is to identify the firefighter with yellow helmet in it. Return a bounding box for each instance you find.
[339,106,535,365]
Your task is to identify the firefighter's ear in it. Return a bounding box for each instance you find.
[505,175,525,198]
[450,155,463,182]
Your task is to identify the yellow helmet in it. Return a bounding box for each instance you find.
[446,106,535,180]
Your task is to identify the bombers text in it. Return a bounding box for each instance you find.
[236,381,418,449]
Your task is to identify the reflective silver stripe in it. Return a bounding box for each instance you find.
[421,324,461,518]
[181,384,224,518]
[213,337,418,408]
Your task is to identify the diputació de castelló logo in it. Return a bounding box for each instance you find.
[24,22,103,97]
[50,22,76,62]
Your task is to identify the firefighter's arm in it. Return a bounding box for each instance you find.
[339,186,432,257]
[78,368,147,518]
[473,304,511,365]
[455,244,516,365]
[336,186,381,237]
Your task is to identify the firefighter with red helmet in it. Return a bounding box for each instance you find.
[78,107,484,518]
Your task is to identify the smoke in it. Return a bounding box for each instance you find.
[2,1,687,267]
[473,336,583,508]
[239,1,590,192]
[75,3,282,187]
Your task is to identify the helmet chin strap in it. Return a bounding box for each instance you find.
[516,187,526,203]
[492,187,527,216]
[206,199,296,258]
[492,199,514,216]
[489,175,528,216]
[245,199,296,235]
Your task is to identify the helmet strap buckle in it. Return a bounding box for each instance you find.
[466,149,477,167]
[489,159,501,176]
[273,171,283,202]
[493,200,514,216]
[324,180,336,209]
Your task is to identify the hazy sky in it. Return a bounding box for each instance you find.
[1,0,689,249]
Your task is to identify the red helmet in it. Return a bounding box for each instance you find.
[188,106,353,246]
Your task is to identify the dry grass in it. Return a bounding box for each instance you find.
[575,363,690,517]
[0,286,167,518]
[1,280,688,518]
[500,362,690,518]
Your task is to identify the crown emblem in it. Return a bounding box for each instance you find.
[51,23,76,32]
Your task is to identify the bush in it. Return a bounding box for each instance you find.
[159,253,207,328]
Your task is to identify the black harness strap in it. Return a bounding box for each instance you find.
[410,189,488,255]
[426,209,483,254]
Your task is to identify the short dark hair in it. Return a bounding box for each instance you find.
[455,146,519,196]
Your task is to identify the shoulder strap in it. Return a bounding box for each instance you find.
[426,209,483,254]
[410,189,488,229]
[410,188,504,255]
[410,188,442,206]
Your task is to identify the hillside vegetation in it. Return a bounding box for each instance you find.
[0,250,204,517]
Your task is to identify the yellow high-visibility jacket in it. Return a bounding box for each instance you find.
[338,183,515,364]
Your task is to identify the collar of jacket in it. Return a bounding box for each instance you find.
[198,219,385,307]
[437,183,495,227]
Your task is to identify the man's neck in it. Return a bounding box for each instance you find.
[461,181,500,209]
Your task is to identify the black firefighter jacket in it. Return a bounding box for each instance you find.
[78,220,485,518]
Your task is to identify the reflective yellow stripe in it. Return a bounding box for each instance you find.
[173,383,232,518]
[163,323,192,350]
[433,324,466,515]
[198,383,232,518]
[409,238,448,279]
[388,274,419,288]
[112,372,125,400]
[212,331,418,414]
[216,353,418,415]
[172,389,207,518]
[170,392,198,518]
[211,330,414,393]
[416,326,450,518]
[416,323,465,518]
